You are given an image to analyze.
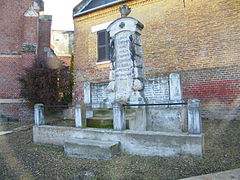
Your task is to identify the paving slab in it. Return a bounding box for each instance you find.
[180,168,240,180]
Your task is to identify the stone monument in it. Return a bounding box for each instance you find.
[107,5,145,105]
[33,5,204,159]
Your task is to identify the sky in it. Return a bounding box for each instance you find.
[43,0,81,30]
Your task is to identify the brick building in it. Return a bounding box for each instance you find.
[0,0,52,121]
[72,0,240,120]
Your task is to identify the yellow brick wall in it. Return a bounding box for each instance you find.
[73,0,240,108]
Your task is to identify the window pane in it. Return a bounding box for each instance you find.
[97,29,109,62]
[98,31,106,46]
[98,46,106,61]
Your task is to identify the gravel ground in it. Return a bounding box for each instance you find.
[0,119,240,180]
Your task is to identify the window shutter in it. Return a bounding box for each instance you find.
[97,30,109,62]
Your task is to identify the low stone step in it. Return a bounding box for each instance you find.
[64,139,120,160]
[93,109,113,118]
[87,117,113,128]
[93,109,136,118]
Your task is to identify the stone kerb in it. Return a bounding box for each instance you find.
[106,17,145,105]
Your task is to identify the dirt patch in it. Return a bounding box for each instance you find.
[0,119,240,179]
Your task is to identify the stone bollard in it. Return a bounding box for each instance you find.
[188,99,202,134]
[75,104,86,128]
[113,102,126,131]
[34,104,44,125]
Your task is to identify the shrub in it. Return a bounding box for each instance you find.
[19,62,72,106]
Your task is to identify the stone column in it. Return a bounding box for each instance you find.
[107,6,146,130]
[34,104,44,125]
[113,102,126,130]
[106,16,145,105]
[188,99,202,134]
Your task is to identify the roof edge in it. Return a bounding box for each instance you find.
[73,0,129,18]
[73,0,92,16]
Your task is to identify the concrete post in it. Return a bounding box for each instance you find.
[113,102,126,131]
[188,99,202,134]
[84,82,93,118]
[75,104,82,128]
[84,82,91,104]
[75,104,87,128]
[34,104,44,125]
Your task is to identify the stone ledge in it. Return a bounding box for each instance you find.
[0,99,28,104]
[0,52,22,58]
[33,125,204,157]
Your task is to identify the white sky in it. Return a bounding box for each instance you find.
[43,0,81,30]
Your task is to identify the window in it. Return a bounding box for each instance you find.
[97,29,109,62]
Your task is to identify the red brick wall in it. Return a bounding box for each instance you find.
[38,18,52,63]
[183,66,240,120]
[0,103,33,122]
[0,0,33,53]
[23,16,39,44]
[0,0,51,121]
[0,57,22,99]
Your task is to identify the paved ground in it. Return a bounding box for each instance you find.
[180,168,240,180]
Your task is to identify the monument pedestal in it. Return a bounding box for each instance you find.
[107,17,145,105]
[106,16,146,130]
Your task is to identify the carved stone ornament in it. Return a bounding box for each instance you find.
[119,5,131,17]
[119,22,125,28]
[132,79,143,91]
[107,81,116,92]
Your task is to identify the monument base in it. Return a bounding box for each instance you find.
[33,125,204,157]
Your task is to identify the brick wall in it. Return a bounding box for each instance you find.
[182,66,240,120]
[38,16,52,63]
[73,0,240,120]
[0,103,33,121]
[0,56,23,99]
[0,0,51,121]
[0,0,33,53]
